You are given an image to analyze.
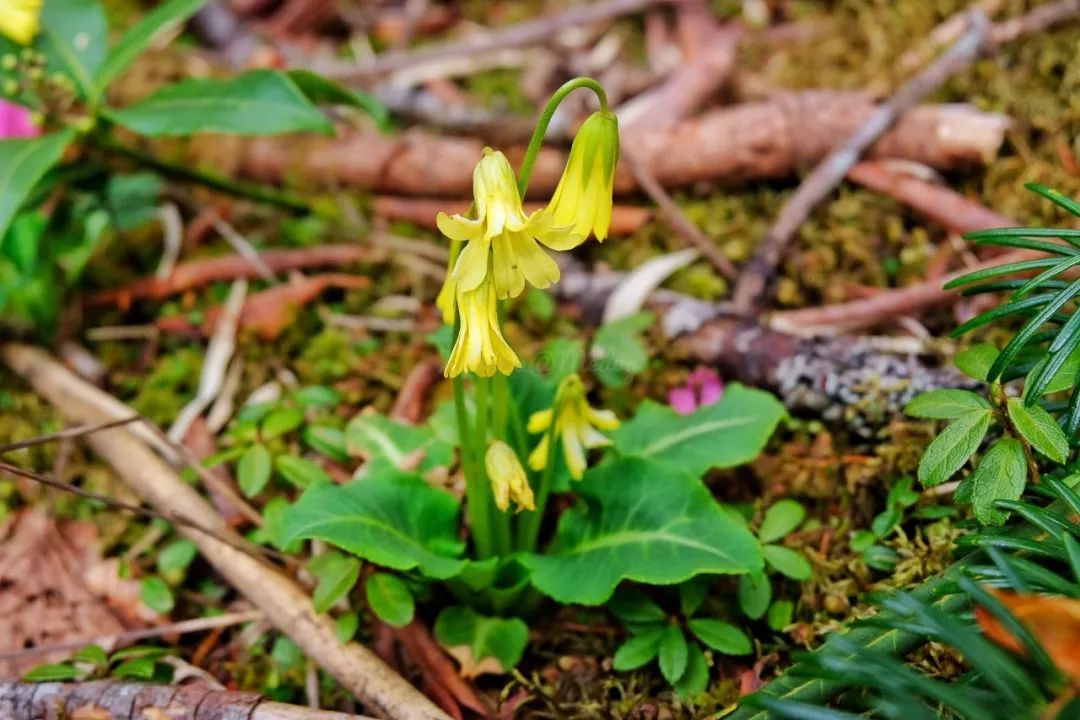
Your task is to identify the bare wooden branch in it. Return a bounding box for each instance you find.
[0,344,452,720]
[0,680,373,719]
[729,11,992,315]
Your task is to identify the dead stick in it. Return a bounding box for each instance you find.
[989,0,1080,45]
[0,344,452,720]
[321,0,671,81]
[0,415,139,455]
[730,10,991,315]
[0,680,373,719]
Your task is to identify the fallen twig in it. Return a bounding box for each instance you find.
[0,415,139,455]
[0,680,374,719]
[730,11,992,315]
[0,344,452,720]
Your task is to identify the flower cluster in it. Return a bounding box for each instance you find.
[528,374,619,480]
[441,110,619,378]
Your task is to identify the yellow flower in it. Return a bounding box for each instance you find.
[444,275,520,378]
[436,148,578,300]
[545,111,619,242]
[527,374,619,480]
[485,440,535,513]
[0,0,42,45]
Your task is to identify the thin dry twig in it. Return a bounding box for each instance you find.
[0,416,140,455]
[730,10,992,315]
[0,609,264,662]
[622,151,737,280]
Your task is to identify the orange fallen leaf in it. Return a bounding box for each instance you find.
[975,587,1080,682]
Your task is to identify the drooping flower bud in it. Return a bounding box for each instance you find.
[0,0,43,46]
[444,275,521,378]
[485,440,535,513]
[527,374,619,480]
[544,111,619,245]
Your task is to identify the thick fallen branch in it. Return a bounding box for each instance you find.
[0,344,451,720]
[0,680,371,719]
[239,94,1007,198]
[730,11,992,315]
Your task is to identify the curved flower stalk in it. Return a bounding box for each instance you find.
[437,148,577,301]
[485,441,535,513]
[545,110,620,244]
[528,374,619,480]
[0,0,42,45]
[445,275,520,378]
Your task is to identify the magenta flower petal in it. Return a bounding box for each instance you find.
[668,387,697,415]
[699,378,723,406]
[0,100,37,139]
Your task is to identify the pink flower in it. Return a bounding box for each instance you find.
[0,100,38,139]
[668,367,724,415]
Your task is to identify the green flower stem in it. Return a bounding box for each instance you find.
[454,373,494,559]
[516,76,608,199]
[516,420,559,552]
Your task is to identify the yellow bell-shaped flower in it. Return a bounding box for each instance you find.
[444,275,520,378]
[485,440,535,513]
[545,110,619,244]
[0,0,42,45]
[437,148,578,300]
[527,374,619,480]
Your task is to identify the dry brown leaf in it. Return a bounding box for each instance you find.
[975,587,1080,682]
[0,511,131,677]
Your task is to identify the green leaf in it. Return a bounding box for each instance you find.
[916,409,992,487]
[277,471,465,579]
[658,625,689,684]
[237,443,272,497]
[592,312,653,388]
[905,389,991,419]
[286,69,390,130]
[307,551,361,613]
[612,628,663,671]
[346,414,454,474]
[303,425,349,463]
[767,600,794,631]
[608,588,667,624]
[688,619,751,655]
[261,406,304,439]
[271,636,303,671]
[335,611,359,643]
[955,344,1000,382]
[758,500,806,544]
[93,0,208,98]
[108,70,334,137]
[112,657,158,680]
[763,545,813,581]
[738,572,772,620]
[0,131,75,240]
[673,642,710,698]
[38,0,108,98]
[434,606,528,675]
[275,454,332,488]
[139,576,174,614]
[613,385,786,476]
[157,539,197,575]
[22,663,80,681]
[366,572,415,627]
[72,644,108,666]
[292,385,340,409]
[678,577,710,617]
[525,457,762,605]
[1006,397,1069,463]
[970,438,1028,526]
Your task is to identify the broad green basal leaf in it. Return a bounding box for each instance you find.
[525,456,762,605]
[434,606,528,677]
[38,0,108,99]
[346,413,454,474]
[108,70,334,137]
[286,69,391,130]
[916,408,992,487]
[613,384,786,476]
[276,472,465,579]
[0,131,75,240]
